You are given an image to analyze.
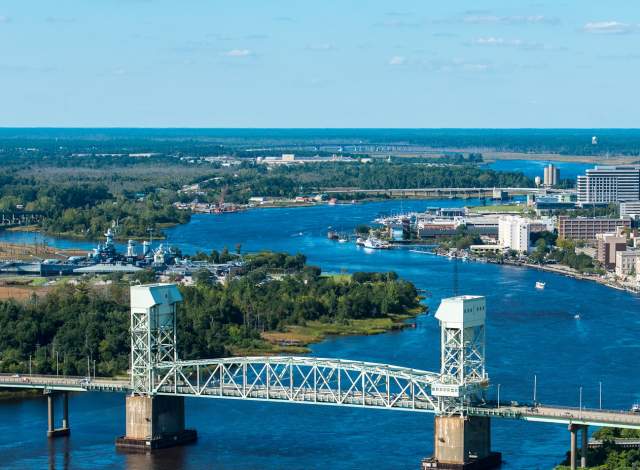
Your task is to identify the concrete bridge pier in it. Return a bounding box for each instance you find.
[568,424,588,469]
[422,415,501,469]
[46,391,70,437]
[115,395,197,452]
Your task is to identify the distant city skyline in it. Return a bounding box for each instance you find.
[0,0,639,128]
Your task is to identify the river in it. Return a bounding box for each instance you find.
[484,159,593,181]
[1,199,639,469]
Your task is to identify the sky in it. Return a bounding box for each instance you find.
[0,0,639,128]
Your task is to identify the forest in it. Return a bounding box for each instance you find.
[0,252,423,377]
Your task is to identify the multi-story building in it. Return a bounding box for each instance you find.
[620,201,640,219]
[615,250,639,277]
[577,165,640,204]
[498,216,530,253]
[543,164,560,186]
[596,233,627,269]
[558,216,631,241]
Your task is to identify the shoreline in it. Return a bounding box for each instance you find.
[431,248,639,295]
[255,309,425,355]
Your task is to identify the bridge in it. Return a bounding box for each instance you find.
[1,285,638,469]
[322,186,567,199]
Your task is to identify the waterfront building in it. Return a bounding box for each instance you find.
[558,216,631,241]
[576,165,640,204]
[596,232,628,269]
[543,164,560,186]
[498,216,530,253]
[615,250,640,277]
[620,201,640,219]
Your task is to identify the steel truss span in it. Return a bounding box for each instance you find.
[152,356,441,412]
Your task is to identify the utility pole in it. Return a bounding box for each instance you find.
[87,356,90,380]
[579,386,583,418]
[29,355,32,376]
[599,381,602,410]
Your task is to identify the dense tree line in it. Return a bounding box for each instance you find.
[0,253,422,376]
[200,162,533,203]
[0,172,190,239]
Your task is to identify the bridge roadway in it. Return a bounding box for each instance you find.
[3,369,640,430]
[322,187,559,196]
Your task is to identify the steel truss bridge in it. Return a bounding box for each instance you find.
[3,356,640,431]
[1,286,640,470]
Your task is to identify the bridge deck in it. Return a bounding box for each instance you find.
[0,373,129,393]
[2,371,640,430]
[470,405,640,430]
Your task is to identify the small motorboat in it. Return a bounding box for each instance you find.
[535,281,546,290]
[574,314,581,320]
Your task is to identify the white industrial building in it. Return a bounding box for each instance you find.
[498,216,530,253]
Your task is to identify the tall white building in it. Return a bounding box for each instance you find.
[498,216,530,253]
[577,165,640,204]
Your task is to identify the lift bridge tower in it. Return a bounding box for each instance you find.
[426,295,500,469]
[117,284,197,450]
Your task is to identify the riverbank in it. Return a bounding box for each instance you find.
[432,247,639,295]
[255,310,424,355]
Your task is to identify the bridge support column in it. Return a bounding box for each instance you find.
[115,395,197,452]
[569,424,578,470]
[422,416,501,469]
[581,425,588,468]
[46,392,70,438]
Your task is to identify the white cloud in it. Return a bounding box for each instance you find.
[471,37,544,50]
[224,49,252,57]
[388,56,406,66]
[583,21,636,35]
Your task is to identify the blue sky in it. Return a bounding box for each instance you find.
[0,1,638,127]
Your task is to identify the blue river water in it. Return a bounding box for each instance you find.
[484,159,593,181]
[1,199,640,469]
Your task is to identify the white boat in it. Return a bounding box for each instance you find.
[355,237,366,246]
[535,281,546,290]
[574,314,581,320]
[363,237,390,250]
[338,237,348,243]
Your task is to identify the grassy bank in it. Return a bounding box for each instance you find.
[254,308,425,356]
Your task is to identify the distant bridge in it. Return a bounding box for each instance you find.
[322,187,565,199]
[0,286,634,469]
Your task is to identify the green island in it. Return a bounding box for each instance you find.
[0,251,425,376]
